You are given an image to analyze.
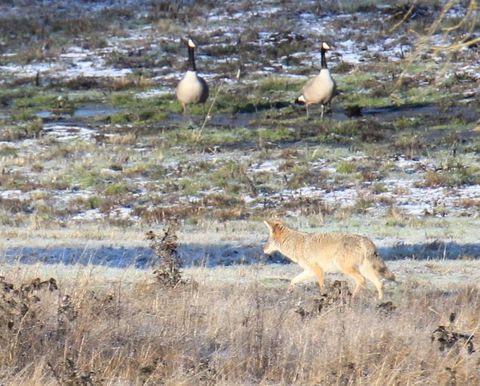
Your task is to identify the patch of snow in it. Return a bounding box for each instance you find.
[43,124,96,142]
[72,209,103,222]
[0,190,24,199]
[135,88,171,98]
[250,160,280,173]
[63,59,132,78]
[0,62,54,77]
[110,207,138,220]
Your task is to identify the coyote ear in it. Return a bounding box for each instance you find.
[263,220,274,233]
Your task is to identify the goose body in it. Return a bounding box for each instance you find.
[176,39,209,113]
[176,70,209,105]
[299,69,336,105]
[296,42,336,118]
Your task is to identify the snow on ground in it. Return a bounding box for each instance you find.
[0,2,478,262]
[135,88,171,98]
[244,181,480,218]
[2,117,479,223]
[42,123,96,142]
[0,2,474,86]
[0,56,132,80]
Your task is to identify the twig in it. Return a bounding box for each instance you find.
[390,0,477,96]
[194,80,225,142]
[387,0,417,34]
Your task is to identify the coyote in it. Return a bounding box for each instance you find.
[263,220,395,300]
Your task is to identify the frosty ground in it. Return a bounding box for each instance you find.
[0,1,479,286]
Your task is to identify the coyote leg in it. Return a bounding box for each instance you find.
[361,266,384,300]
[288,270,315,292]
[344,268,366,298]
[308,264,325,291]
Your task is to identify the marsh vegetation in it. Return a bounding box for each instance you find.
[0,0,479,384]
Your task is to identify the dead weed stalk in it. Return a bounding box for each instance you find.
[146,219,185,287]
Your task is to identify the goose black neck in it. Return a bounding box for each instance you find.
[188,46,196,71]
[321,48,328,69]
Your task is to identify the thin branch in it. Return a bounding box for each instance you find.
[194,80,225,142]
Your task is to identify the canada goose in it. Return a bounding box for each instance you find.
[295,42,336,119]
[176,38,209,114]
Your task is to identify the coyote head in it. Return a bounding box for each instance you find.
[263,220,285,254]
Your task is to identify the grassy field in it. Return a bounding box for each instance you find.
[0,0,478,228]
[0,260,479,385]
[0,0,479,384]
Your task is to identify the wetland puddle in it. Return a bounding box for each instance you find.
[30,99,476,144]
[24,99,480,130]
[164,101,480,129]
[36,104,121,120]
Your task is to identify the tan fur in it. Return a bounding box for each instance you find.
[263,220,395,300]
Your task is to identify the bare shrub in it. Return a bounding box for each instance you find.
[0,276,58,368]
[47,358,97,386]
[146,220,185,287]
[376,300,397,315]
[0,276,58,333]
[431,325,475,354]
[431,312,475,355]
[295,280,352,319]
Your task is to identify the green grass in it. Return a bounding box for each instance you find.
[210,161,248,194]
[86,196,104,210]
[257,77,303,93]
[104,182,129,196]
[70,167,103,189]
[286,164,316,189]
[178,178,211,196]
[336,160,356,174]
[0,146,18,157]
[338,71,377,91]
[257,127,296,143]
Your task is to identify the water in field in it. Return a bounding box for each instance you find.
[35,104,121,120]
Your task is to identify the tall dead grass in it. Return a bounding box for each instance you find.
[392,0,479,93]
[0,264,478,385]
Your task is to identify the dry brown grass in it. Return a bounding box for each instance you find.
[0,263,479,385]
[107,133,138,146]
